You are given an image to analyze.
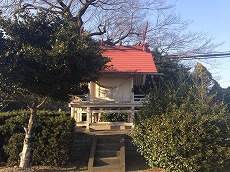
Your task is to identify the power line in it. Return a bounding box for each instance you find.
[167,52,230,60]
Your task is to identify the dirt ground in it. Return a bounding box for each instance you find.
[0,166,163,172]
[0,167,163,172]
[0,145,164,172]
[0,156,164,172]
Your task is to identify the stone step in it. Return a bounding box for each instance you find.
[93,164,121,171]
[96,150,120,158]
[88,134,125,172]
[96,143,120,150]
[91,130,131,135]
[90,125,132,131]
[97,135,122,143]
[94,157,120,166]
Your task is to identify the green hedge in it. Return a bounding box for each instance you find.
[0,110,29,163]
[100,113,128,122]
[132,98,230,172]
[0,110,75,166]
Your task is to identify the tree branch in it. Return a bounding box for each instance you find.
[67,0,74,12]
[36,96,49,108]
[42,0,63,10]
[89,24,106,36]
[19,3,63,14]
[56,0,73,17]
[113,15,134,45]
[74,1,89,27]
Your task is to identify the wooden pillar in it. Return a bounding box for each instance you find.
[131,106,135,130]
[92,113,95,123]
[77,112,81,122]
[74,108,78,122]
[93,113,99,123]
[79,111,82,122]
[71,107,75,118]
[78,108,83,122]
[86,107,90,131]
[98,108,103,122]
[130,77,134,103]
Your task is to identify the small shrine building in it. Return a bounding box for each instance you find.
[69,44,157,130]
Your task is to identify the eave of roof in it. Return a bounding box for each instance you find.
[101,45,157,74]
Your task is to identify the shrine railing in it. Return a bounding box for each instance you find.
[70,94,147,104]
[133,94,146,103]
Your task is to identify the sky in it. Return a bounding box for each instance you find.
[166,0,230,88]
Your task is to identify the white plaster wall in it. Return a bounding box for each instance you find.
[90,76,132,101]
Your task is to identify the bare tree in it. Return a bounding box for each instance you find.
[1,0,219,53]
[1,0,218,54]
[147,7,220,54]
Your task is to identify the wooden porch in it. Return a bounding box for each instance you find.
[69,94,147,131]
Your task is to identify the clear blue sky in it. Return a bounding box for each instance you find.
[167,0,230,88]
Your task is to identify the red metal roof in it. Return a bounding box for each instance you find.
[101,46,157,74]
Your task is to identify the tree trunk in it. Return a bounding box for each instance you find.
[19,108,37,168]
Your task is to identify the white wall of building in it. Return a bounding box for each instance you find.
[90,76,133,102]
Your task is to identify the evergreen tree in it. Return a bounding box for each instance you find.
[0,11,109,168]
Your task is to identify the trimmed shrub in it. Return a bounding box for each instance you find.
[101,113,128,122]
[0,110,75,166]
[32,114,75,166]
[132,94,230,172]
[0,110,29,163]
[3,133,24,166]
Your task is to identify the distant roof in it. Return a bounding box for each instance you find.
[101,46,157,74]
